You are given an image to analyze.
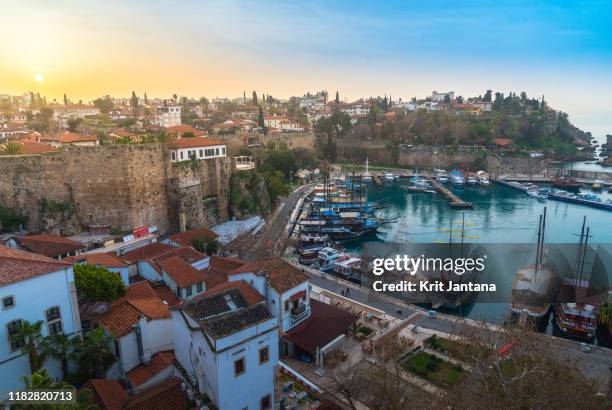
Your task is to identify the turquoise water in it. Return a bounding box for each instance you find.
[352,181,612,323]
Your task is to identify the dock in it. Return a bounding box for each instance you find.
[372,175,383,186]
[428,178,473,209]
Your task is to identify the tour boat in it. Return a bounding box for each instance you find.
[553,217,600,342]
[552,176,581,190]
[510,207,558,328]
[591,179,603,190]
[449,170,465,186]
[526,188,548,200]
[332,255,362,279]
[476,170,490,186]
[383,171,395,184]
[466,173,478,185]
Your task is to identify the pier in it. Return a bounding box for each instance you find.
[428,178,473,209]
[372,174,383,186]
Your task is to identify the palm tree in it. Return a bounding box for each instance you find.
[13,320,46,374]
[21,369,56,389]
[72,328,115,379]
[1,141,24,155]
[43,334,71,380]
[21,369,100,410]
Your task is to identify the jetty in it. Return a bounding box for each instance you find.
[372,174,383,186]
[428,178,473,209]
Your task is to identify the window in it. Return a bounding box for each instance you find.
[222,147,226,155]
[284,300,290,313]
[260,394,271,410]
[215,148,219,155]
[205,148,215,157]
[199,149,203,158]
[2,295,15,310]
[46,306,63,336]
[196,282,203,293]
[259,346,269,365]
[234,357,245,377]
[7,320,24,351]
[171,152,176,161]
[185,286,193,298]
[180,151,184,160]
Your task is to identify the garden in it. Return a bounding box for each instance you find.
[401,351,464,388]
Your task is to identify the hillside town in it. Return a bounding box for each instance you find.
[0,82,611,410]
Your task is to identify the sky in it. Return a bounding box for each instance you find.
[1,0,611,134]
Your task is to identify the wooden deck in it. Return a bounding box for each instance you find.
[428,178,473,209]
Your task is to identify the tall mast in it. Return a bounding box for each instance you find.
[575,216,586,276]
[535,214,543,274]
[539,206,547,266]
[460,212,465,258]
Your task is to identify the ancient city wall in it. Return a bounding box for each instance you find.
[217,132,316,156]
[0,145,170,234]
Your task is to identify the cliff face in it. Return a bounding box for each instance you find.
[228,171,271,219]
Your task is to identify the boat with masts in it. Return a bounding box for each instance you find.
[510,207,558,328]
[553,217,600,342]
[362,157,372,183]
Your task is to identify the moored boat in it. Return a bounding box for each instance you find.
[476,170,490,186]
[449,170,465,186]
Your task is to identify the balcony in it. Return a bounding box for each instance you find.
[291,304,310,325]
[234,156,255,171]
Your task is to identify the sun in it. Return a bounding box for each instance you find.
[34,73,44,82]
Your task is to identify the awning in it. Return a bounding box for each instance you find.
[283,300,358,356]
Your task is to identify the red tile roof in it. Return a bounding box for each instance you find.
[203,255,247,288]
[66,252,127,268]
[19,141,56,154]
[119,243,174,264]
[168,228,219,247]
[123,377,189,410]
[126,350,175,388]
[494,138,513,146]
[100,282,170,337]
[151,283,182,308]
[159,256,207,288]
[284,300,358,356]
[17,234,85,258]
[0,245,70,287]
[40,132,97,144]
[231,258,308,294]
[81,379,129,410]
[167,136,224,149]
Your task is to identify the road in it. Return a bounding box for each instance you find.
[243,189,302,260]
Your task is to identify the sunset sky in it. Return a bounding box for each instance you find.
[2,0,611,133]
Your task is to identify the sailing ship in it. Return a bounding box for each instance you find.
[552,176,581,190]
[553,217,600,342]
[510,207,558,328]
[362,157,372,183]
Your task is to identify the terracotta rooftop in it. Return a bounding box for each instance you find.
[123,377,189,410]
[150,283,182,307]
[126,350,175,388]
[168,227,219,247]
[19,141,56,154]
[167,136,225,149]
[231,258,308,294]
[202,255,246,287]
[0,245,70,287]
[100,282,170,337]
[494,138,513,146]
[81,379,129,410]
[40,132,97,144]
[16,234,85,258]
[201,280,263,306]
[119,243,174,264]
[159,256,207,288]
[66,252,127,269]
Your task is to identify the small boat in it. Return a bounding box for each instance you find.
[449,170,465,186]
[466,173,478,185]
[317,247,342,271]
[526,188,548,200]
[383,171,395,184]
[403,185,436,194]
[476,170,490,186]
[591,179,603,190]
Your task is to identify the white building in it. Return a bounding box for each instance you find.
[173,280,278,410]
[154,106,182,127]
[167,137,226,162]
[100,281,175,384]
[0,246,81,400]
[432,91,455,102]
[340,104,370,118]
[51,104,100,121]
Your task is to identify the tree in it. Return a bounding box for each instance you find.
[335,91,340,104]
[258,105,266,133]
[1,141,24,155]
[74,264,125,310]
[42,334,71,381]
[143,92,149,105]
[92,96,114,114]
[72,328,116,380]
[130,91,139,117]
[13,320,46,374]
[66,117,83,132]
[483,89,493,102]
[20,369,99,409]
[252,91,258,105]
[63,94,68,106]
[0,204,28,232]
[192,238,219,255]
